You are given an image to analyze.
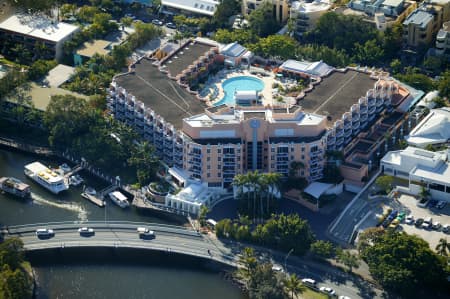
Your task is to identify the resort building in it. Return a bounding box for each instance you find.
[0,14,79,61]
[242,0,290,23]
[107,36,424,195]
[290,0,332,38]
[406,107,450,148]
[160,0,219,17]
[381,147,450,201]
[219,42,253,68]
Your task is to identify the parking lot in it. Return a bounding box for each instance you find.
[395,194,450,249]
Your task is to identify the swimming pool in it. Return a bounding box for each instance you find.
[214,76,264,106]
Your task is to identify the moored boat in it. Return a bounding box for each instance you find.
[108,191,130,208]
[69,174,84,187]
[0,177,31,199]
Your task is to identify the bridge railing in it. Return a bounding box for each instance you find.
[6,221,200,238]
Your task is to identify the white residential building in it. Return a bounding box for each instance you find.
[0,14,79,61]
[381,147,450,201]
[406,107,450,148]
[161,0,219,16]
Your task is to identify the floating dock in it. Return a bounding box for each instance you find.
[81,192,105,207]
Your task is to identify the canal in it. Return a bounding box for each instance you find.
[0,149,245,299]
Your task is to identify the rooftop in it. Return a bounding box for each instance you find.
[297,70,375,123]
[114,58,206,129]
[291,0,331,13]
[410,161,450,184]
[403,9,434,29]
[161,0,219,16]
[161,41,214,76]
[220,42,247,57]
[381,146,447,168]
[0,14,79,42]
[279,60,334,77]
[406,108,450,147]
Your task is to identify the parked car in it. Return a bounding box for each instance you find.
[36,228,54,238]
[442,224,450,233]
[389,219,400,229]
[78,227,94,236]
[152,19,163,26]
[271,265,284,272]
[415,218,424,227]
[396,212,406,222]
[432,222,442,230]
[301,278,316,287]
[339,296,351,299]
[422,217,433,229]
[319,286,336,296]
[405,215,414,225]
[429,199,438,208]
[437,201,447,210]
[165,22,177,29]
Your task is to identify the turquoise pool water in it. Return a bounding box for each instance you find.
[214,76,264,106]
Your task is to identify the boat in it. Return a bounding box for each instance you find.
[59,163,72,174]
[83,186,97,196]
[69,174,84,187]
[24,162,69,194]
[108,191,130,208]
[0,177,31,199]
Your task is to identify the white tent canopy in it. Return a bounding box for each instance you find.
[304,182,333,199]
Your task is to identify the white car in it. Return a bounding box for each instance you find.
[301,278,316,286]
[36,228,54,237]
[405,215,414,225]
[271,265,283,272]
[78,227,94,235]
[320,286,336,296]
[442,224,450,233]
[137,227,155,238]
[339,296,351,299]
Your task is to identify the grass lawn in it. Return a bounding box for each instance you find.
[301,288,329,299]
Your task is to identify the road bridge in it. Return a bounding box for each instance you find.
[4,221,237,267]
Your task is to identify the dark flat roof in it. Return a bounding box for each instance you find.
[115,58,206,129]
[298,70,375,123]
[192,138,242,145]
[161,41,213,76]
[269,130,327,144]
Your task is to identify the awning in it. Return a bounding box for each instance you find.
[304,182,333,199]
[168,167,189,185]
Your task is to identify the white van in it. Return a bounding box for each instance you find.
[301,278,316,287]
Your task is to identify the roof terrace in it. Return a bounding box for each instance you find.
[114,58,206,129]
[298,70,375,124]
[161,41,214,77]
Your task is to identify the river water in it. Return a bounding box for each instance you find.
[0,149,245,299]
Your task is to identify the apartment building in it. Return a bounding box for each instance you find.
[242,0,290,23]
[182,105,328,187]
[0,14,79,61]
[403,0,450,48]
[290,0,331,38]
[348,0,406,17]
[436,21,450,57]
[161,0,219,16]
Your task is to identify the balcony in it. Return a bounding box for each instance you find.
[352,127,360,136]
[344,121,351,130]
[352,114,359,122]
[336,130,344,138]
[344,130,352,138]
[360,113,368,122]
[336,138,344,146]
[188,151,202,157]
[368,105,376,114]
[310,172,323,181]
[327,137,335,146]
[359,105,367,113]
[368,98,376,106]
[352,121,360,130]
[309,149,323,157]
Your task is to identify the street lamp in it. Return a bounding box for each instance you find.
[284,248,294,274]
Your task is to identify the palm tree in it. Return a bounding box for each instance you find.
[283,273,306,299]
[233,174,250,212]
[238,247,257,286]
[263,172,281,215]
[436,238,450,256]
[247,171,261,221]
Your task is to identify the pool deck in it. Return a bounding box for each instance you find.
[209,69,276,107]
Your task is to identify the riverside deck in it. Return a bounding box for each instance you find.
[0,137,54,156]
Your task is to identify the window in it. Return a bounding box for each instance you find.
[218,157,221,161]
[429,183,445,192]
[218,173,221,177]
[291,147,294,152]
[271,156,275,160]
[207,165,211,170]
[207,157,210,161]
[301,147,305,152]
[207,149,210,153]
[218,149,221,153]
[207,173,210,178]
[271,148,275,152]
[301,155,304,160]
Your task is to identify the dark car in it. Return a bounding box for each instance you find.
[152,19,163,26]
[165,22,177,29]
[415,218,424,227]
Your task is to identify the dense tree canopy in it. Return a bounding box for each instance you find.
[248,35,298,60]
[359,230,448,297]
[395,67,436,92]
[213,0,240,28]
[248,1,281,37]
[437,70,450,99]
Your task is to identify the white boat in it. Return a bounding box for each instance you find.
[83,186,97,196]
[24,162,69,194]
[69,174,84,187]
[59,163,72,174]
[108,191,130,208]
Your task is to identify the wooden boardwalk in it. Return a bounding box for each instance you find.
[0,137,54,156]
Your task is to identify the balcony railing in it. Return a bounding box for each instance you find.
[360,114,368,122]
[344,130,352,138]
[359,105,367,113]
[336,130,344,138]
[344,122,352,130]
[310,149,323,157]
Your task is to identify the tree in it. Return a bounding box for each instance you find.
[60,3,77,19]
[336,249,360,272]
[0,238,25,270]
[120,16,134,30]
[28,59,57,81]
[436,238,450,256]
[238,247,258,283]
[437,70,450,99]
[248,35,298,60]
[128,141,159,185]
[77,5,101,23]
[353,39,384,66]
[213,0,240,28]
[248,1,280,37]
[360,230,448,297]
[310,240,336,259]
[390,59,402,75]
[395,68,435,92]
[375,175,394,194]
[283,273,306,299]
[6,0,57,13]
[198,205,209,227]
